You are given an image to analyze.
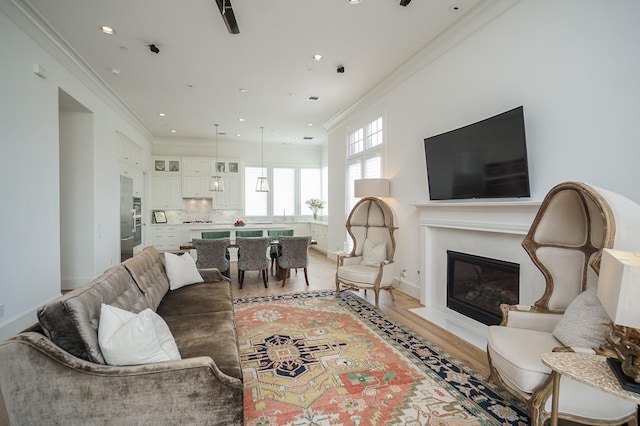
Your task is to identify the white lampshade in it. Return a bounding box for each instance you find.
[597,248,640,329]
[354,178,390,198]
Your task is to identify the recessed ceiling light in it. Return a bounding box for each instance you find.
[119,45,128,51]
[171,130,177,133]
[238,118,246,122]
[236,133,241,137]
[449,4,462,12]
[239,88,248,93]
[312,54,323,61]
[288,93,295,97]
[100,26,114,35]
[307,123,313,126]
[110,68,121,75]
[346,0,361,4]
[185,83,194,88]
[158,113,166,117]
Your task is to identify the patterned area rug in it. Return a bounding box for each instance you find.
[235,290,529,425]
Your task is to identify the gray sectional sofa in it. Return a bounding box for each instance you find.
[0,246,243,425]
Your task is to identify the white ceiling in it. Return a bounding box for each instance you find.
[25,0,480,145]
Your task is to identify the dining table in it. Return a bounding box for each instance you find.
[179,239,317,250]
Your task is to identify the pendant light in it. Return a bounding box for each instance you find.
[210,124,224,191]
[255,126,270,192]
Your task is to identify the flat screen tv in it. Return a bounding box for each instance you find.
[423,106,530,200]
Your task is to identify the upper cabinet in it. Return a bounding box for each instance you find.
[182,157,213,176]
[153,157,181,175]
[117,133,143,169]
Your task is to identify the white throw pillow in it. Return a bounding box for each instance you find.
[552,287,611,348]
[164,252,204,290]
[98,304,181,366]
[361,238,386,267]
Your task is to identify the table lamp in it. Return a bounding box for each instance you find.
[354,178,390,198]
[597,248,640,390]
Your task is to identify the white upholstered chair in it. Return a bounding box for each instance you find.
[487,182,640,426]
[335,197,398,307]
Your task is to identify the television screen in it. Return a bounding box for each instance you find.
[424,106,530,200]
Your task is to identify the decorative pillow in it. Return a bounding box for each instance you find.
[164,252,204,290]
[552,287,611,348]
[98,304,181,366]
[361,239,386,267]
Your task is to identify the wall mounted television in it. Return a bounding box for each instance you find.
[423,106,530,201]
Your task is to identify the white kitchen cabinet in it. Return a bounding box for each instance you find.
[152,176,182,209]
[212,176,242,209]
[119,163,144,197]
[153,157,181,175]
[182,176,213,198]
[182,157,212,176]
[310,223,328,254]
[117,134,143,168]
[151,225,179,251]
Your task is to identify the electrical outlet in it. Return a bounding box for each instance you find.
[400,269,407,280]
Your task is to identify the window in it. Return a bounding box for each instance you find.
[273,167,295,216]
[244,166,268,216]
[300,167,322,216]
[346,115,384,212]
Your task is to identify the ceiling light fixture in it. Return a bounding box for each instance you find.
[312,54,323,61]
[239,118,246,122]
[256,126,269,192]
[239,88,248,93]
[171,130,177,133]
[346,0,361,4]
[210,124,225,192]
[158,113,166,117]
[100,26,114,35]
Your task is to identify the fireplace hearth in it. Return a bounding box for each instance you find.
[446,250,519,326]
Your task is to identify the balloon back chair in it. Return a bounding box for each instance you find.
[335,196,398,307]
[487,182,640,426]
[192,238,230,278]
[236,237,270,289]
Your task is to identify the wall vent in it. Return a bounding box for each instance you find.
[307,96,320,101]
[303,136,314,140]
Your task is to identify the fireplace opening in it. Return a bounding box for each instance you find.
[446,250,519,326]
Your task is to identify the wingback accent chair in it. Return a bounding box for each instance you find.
[487,182,640,426]
[335,196,398,307]
[192,238,230,278]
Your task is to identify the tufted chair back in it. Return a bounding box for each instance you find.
[522,182,640,312]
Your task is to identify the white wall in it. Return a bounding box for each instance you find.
[0,1,153,338]
[327,0,640,297]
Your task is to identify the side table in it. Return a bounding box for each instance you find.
[541,352,640,426]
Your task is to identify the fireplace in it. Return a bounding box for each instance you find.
[446,250,519,326]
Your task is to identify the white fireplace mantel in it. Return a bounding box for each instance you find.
[411,200,543,349]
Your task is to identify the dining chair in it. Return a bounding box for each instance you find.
[201,231,231,260]
[276,236,311,288]
[267,229,294,274]
[192,238,230,278]
[235,230,263,238]
[236,237,270,289]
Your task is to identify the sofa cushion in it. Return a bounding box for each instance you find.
[123,246,169,310]
[487,325,562,394]
[37,265,151,364]
[157,281,234,317]
[164,252,204,290]
[98,304,181,366]
[337,264,379,287]
[361,238,386,266]
[163,311,242,381]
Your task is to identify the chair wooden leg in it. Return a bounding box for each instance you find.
[281,268,289,287]
[303,268,309,286]
[262,269,268,288]
[239,270,244,289]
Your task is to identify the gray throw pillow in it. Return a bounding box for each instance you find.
[552,287,611,348]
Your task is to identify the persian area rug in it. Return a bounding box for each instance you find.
[235,290,529,426]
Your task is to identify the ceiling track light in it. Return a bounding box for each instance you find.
[210,124,225,192]
[255,126,269,192]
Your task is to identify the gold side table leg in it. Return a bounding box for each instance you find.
[550,370,560,426]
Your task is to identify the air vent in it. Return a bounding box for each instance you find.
[307,96,320,101]
[303,136,314,140]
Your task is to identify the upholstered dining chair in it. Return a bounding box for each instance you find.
[267,229,294,274]
[236,237,270,289]
[487,182,640,426]
[276,236,311,288]
[192,238,230,278]
[335,196,398,307]
[201,231,231,260]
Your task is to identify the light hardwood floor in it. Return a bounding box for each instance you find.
[230,248,491,378]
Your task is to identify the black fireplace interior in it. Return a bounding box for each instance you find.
[446,250,519,326]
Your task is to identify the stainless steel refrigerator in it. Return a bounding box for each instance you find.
[120,175,136,261]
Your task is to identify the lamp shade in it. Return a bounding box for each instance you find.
[354,178,390,198]
[597,248,640,329]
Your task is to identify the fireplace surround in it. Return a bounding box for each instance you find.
[446,250,519,326]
